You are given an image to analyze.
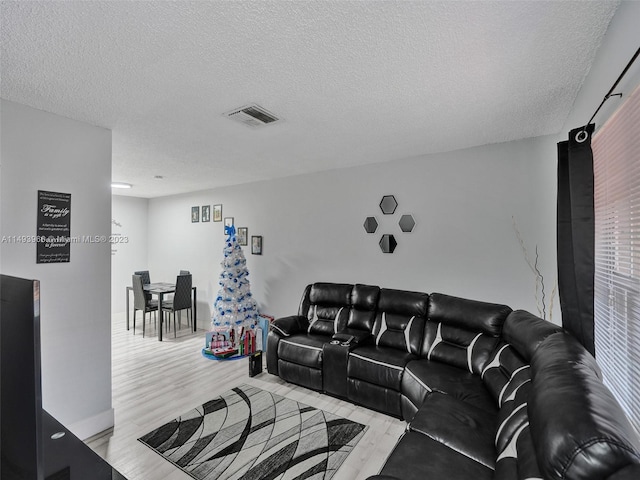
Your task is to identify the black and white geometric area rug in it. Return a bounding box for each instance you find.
[139,384,368,480]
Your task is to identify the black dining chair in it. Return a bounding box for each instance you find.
[132,274,158,337]
[161,274,192,338]
[134,270,152,302]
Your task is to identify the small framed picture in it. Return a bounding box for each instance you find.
[201,205,210,222]
[191,206,200,223]
[237,227,248,246]
[251,235,263,255]
[213,204,222,222]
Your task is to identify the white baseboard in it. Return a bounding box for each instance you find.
[67,408,115,440]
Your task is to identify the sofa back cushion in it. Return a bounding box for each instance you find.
[529,333,640,480]
[481,342,530,407]
[372,289,428,354]
[491,346,547,480]
[422,293,512,374]
[482,310,563,407]
[347,284,380,332]
[494,381,531,456]
[302,283,353,336]
[493,422,543,480]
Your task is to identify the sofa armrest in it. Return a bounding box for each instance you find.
[530,333,640,480]
[334,328,374,346]
[270,315,308,337]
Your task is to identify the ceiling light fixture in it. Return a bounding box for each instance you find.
[111,182,132,189]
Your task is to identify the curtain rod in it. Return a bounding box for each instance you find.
[584,46,640,128]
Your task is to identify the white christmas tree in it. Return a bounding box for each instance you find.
[211,225,258,333]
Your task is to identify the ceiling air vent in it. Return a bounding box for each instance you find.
[224,104,280,128]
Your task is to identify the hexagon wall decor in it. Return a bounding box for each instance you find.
[379,234,397,253]
[363,216,378,233]
[399,214,416,233]
[379,195,398,215]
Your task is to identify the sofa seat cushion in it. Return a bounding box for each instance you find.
[409,392,497,469]
[277,333,327,369]
[403,359,497,415]
[378,431,493,480]
[348,345,417,391]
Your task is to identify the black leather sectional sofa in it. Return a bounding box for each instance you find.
[266,282,640,480]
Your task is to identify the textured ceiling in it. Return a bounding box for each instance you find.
[1,1,619,198]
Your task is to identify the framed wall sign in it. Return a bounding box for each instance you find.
[191,206,200,223]
[251,236,262,255]
[36,190,71,263]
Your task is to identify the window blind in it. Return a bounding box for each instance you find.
[593,82,640,433]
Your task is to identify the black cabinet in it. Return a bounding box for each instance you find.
[43,411,127,480]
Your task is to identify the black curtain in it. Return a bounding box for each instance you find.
[557,124,595,356]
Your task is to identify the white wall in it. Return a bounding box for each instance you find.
[146,134,560,325]
[121,0,640,332]
[0,100,113,439]
[111,195,149,313]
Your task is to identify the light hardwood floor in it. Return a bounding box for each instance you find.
[86,313,405,480]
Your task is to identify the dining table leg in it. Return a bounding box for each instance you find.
[126,286,130,330]
[158,291,164,341]
[193,287,197,332]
